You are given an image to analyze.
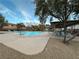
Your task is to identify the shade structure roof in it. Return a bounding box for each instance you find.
[50,20,79,28]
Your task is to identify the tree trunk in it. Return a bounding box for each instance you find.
[63,0,67,43]
[63,27,67,43]
[66,32,79,42]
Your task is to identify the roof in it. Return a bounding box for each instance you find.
[50,20,79,28]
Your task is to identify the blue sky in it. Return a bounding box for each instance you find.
[0,0,78,25]
[0,0,43,25]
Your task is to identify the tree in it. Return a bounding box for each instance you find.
[0,14,5,28]
[35,0,49,24]
[35,0,79,43]
[72,0,79,14]
[16,23,25,30]
[5,20,8,24]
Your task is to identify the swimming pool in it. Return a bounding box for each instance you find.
[17,31,44,37]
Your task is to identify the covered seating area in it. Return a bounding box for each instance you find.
[50,20,79,42]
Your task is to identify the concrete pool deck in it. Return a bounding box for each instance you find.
[0,31,78,59]
[0,32,49,55]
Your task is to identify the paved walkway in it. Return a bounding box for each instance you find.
[0,32,77,59]
[0,32,49,55]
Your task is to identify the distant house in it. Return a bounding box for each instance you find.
[16,23,26,31]
[2,23,17,31]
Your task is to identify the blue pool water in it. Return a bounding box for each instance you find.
[17,31,43,37]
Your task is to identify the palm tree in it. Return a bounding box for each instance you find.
[35,0,49,25]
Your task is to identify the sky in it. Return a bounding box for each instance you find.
[0,0,78,26]
[0,0,44,25]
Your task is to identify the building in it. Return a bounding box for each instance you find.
[50,20,79,36]
[50,20,79,28]
[2,23,17,31]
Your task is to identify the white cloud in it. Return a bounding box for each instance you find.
[21,10,32,20]
[0,4,18,19]
[0,0,40,24]
[11,0,34,23]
